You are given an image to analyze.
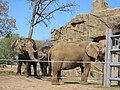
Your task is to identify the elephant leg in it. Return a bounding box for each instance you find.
[58,70,64,85]
[40,62,48,76]
[40,62,44,75]
[43,62,48,76]
[29,63,32,76]
[81,62,91,85]
[25,62,31,77]
[40,62,43,75]
[48,62,51,76]
[16,61,22,75]
[52,70,60,85]
[22,62,26,75]
[33,62,37,76]
[51,62,62,85]
[80,64,84,75]
[23,66,26,75]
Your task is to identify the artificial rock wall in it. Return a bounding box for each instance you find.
[51,0,120,45]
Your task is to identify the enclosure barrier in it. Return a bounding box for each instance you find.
[0,59,105,80]
[104,29,120,87]
[1,30,120,87]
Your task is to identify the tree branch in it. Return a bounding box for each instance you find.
[28,0,79,38]
[33,3,76,26]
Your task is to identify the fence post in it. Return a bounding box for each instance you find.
[104,29,112,87]
[118,55,120,86]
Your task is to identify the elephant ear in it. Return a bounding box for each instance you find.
[86,42,99,59]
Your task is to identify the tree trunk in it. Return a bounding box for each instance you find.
[28,1,37,38]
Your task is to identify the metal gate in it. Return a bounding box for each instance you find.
[104,29,120,87]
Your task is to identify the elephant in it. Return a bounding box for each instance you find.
[38,46,51,76]
[12,38,38,76]
[48,41,105,85]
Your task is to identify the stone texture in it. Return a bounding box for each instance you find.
[51,0,120,44]
[61,63,103,81]
[91,0,108,13]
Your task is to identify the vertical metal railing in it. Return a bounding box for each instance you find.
[104,29,120,87]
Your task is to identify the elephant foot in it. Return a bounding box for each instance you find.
[80,81,88,85]
[16,72,21,75]
[24,73,31,77]
[47,73,51,76]
[51,80,64,85]
[33,73,37,76]
[59,79,64,85]
[41,73,47,76]
[24,74,28,77]
[51,81,60,85]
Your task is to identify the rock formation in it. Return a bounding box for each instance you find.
[51,0,120,45]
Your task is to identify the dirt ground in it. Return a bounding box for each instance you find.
[0,65,120,90]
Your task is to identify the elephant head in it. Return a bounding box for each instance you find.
[38,46,50,60]
[12,38,37,60]
[86,42,105,62]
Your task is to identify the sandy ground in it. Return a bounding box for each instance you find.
[0,65,120,90]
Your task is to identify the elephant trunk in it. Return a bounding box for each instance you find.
[47,48,52,76]
[11,40,16,51]
[27,46,37,60]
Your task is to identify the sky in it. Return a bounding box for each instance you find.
[7,0,120,40]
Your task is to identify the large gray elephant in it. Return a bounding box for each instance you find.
[12,38,38,76]
[48,41,105,85]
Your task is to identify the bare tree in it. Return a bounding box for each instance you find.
[28,0,79,38]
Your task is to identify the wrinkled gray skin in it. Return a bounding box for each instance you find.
[48,41,105,85]
[38,46,51,76]
[12,38,38,76]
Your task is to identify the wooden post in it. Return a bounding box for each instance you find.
[104,29,112,87]
[118,53,120,86]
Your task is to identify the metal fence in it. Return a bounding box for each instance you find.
[1,30,120,87]
[104,29,120,87]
